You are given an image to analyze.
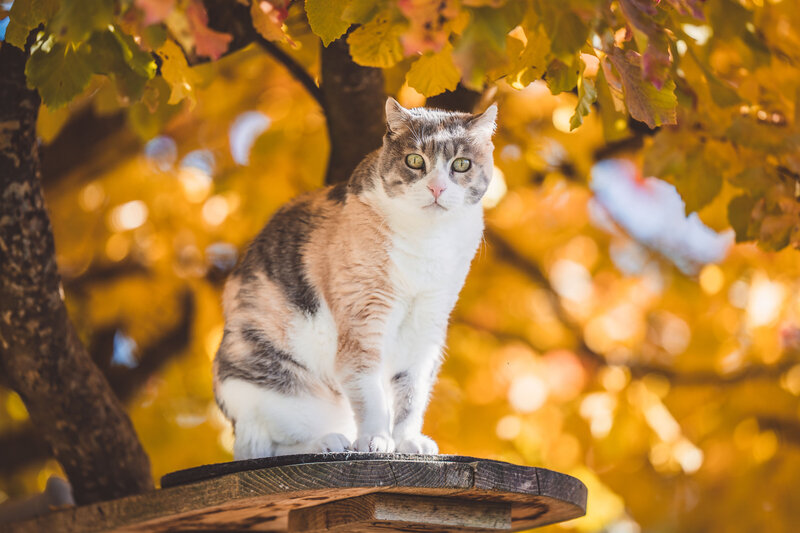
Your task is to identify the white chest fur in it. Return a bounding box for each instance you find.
[388,214,483,299]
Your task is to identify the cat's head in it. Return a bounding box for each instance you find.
[376,98,497,216]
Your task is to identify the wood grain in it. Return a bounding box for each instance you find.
[288,493,511,533]
[6,454,587,532]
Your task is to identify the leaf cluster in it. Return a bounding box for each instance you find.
[3,0,799,249]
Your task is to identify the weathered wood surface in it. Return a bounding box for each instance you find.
[288,493,511,532]
[6,454,587,532]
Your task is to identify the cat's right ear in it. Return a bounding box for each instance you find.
[385,97,411,134]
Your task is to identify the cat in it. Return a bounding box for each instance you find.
[213,97,497,459]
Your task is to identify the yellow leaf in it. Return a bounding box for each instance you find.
[509,24,550,89]
[251,0,289,42]
[406,44,461,97]
[347,11,406,68]
[157,39,200,105]
[305,0,350,47]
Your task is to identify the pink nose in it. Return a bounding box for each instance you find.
[428,182,447,200]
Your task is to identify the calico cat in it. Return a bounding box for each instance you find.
[214,98,497,458]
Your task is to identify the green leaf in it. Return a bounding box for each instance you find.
[342,0,380,24]
[673,148,723,213]
[606,47,677,129]
[128,77,182,140]
[544,57,579,95]
[347,10,405,68]
[5,0,59,49]
[142,24,168,51]
[534,2,588,60]
[725,116,789,152]
[406,43,461,97]
[729,167,772,194]
[26,39,93,108]
[570,70,597,131]
[465,7,517,52]
[49,0,114,44]
[305,0,350,47]
[595,68,630,142]
[452,7,517,90]
[727,194,757,243]
[84,28,156,101]
[112,26,157,79]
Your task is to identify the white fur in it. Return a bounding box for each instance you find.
[358,166,485,452]
[289,300,339,377]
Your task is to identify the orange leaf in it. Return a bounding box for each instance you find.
[135,0,176,25]
[187,0,233,60]
[251,0,290,43]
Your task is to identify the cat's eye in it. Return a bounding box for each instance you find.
[406,153,424,169]
[452,158,471,172]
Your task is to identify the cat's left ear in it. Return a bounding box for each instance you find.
[468,104,498,140]
[386,97,412,134]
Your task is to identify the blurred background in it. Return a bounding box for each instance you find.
[2,1,800,532]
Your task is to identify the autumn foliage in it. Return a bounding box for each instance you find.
[2,0,800,531]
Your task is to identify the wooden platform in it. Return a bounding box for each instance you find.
[7,453,587,532]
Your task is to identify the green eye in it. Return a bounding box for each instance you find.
[452,158,471,172]
[406,153,424,169]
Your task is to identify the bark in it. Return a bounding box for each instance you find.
[321,38,386,185]
[427,85,482,113]
[0,42,152,504]
[0,290,194,478]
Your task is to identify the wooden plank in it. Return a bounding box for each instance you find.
[6,454,586,532]
[288,493,511,533]
[160,453,485,488]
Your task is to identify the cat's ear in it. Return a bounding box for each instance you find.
[385,97,411,133]
[468,104,498,139]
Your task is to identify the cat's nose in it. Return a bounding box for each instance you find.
[428,177,447,200]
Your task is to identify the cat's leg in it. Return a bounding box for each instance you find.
[390,361,440,454]
[217,377,356,458]
[389,297,451,454]
[336,327,397,453]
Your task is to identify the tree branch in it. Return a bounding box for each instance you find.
[484,228,799,385]
[255,37,325,112]
[758,416,800,446]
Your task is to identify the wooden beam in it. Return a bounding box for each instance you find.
[288,493,511,532]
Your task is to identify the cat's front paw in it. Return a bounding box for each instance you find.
[352,434,395,453]
[395,434,438,454]
[312,433,351,453]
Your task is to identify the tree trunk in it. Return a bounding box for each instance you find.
[321,38,386,185]
[427,85,482,113]
[0,42,152,505]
